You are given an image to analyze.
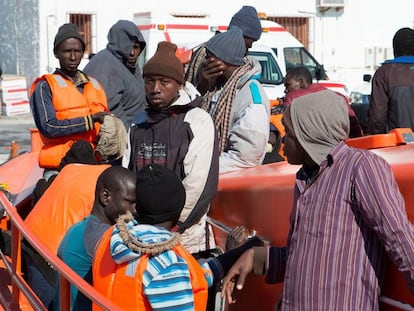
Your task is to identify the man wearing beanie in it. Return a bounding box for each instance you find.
[201,26,270,173]
[92,164,263,311]
[186,5,262,90]
[368,27,414,133]
[122,41,219,255]
[84,20,147,129]
[30,23,109,170]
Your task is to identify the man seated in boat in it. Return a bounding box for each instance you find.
[53,166,136,310]
[92,164,262,311]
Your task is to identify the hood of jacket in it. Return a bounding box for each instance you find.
[106,20,146,69]
[110,219,175,265]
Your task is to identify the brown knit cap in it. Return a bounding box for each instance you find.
[143,41,184,84]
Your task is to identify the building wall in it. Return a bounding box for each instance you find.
[3,0,414,91]
[0,0,39,86]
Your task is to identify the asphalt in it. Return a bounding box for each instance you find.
[0,113,35,164]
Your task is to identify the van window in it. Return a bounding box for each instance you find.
[284,47,328,80]
[247,51,283,85]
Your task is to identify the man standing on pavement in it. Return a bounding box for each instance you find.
[368,27,414,134]
[84,20,147,129]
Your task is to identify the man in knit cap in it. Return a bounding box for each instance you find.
[221,90,414,310]
[201,26,270,173]
[122,41,219,255]
[368,27,414,133]
[186,5,262,91]
[30,23,109,171]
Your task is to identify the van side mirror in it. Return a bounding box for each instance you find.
[363,74,372,82]
[315,64,328,81]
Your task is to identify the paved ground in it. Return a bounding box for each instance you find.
[0,113,35,164]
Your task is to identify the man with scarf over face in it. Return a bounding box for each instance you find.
[122,41,219,255]
[84,20,147,129]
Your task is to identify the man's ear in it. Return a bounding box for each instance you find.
[99,188,110,206]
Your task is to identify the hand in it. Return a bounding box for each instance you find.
[92,111,109,123]
[221,248,255,304]
[226,225,250,250]
[199,56,225,86]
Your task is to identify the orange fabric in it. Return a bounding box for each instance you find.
[24,164,110,254]
[93,227,208,311]
[30,74,108,168]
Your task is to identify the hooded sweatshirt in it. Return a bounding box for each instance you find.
[84,20,147,129]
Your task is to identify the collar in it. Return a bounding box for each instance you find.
[54,69,90,87]
[297,141,347,191]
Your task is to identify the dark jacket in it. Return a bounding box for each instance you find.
[368,56,414,134]
[84,20,147,129]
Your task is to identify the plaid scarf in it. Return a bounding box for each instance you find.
[202,60,252,153]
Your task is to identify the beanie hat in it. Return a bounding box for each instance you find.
[393,27,414,57]
[142,41,184,84]
[54,23,86,53]
[135,164,186,225]
[58,140,96,171]
[206,26,245,66]
[229,5,262,41]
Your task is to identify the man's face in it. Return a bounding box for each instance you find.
[144,75,181,110]
[54,38,84,76]
[128,41,141,67]
[284,75,301,94]
[104,180,136,224]
[282,112,307,165]
[243,37,255,51]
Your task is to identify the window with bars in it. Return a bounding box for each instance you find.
[69,14,93,55]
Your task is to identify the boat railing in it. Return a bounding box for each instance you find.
[0,190,123,311]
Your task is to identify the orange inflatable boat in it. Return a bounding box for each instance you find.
[0,128,414,310]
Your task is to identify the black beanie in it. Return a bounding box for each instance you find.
[135,164,186,225]
[393,27,414,57]
[142,41,184,84]
[58,140,97,171]
[54,23,86,53]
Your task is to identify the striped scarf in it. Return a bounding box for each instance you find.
[202,60,252,153]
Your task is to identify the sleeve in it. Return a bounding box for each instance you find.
[367,68,389,134]
[219,81,270,173]
[354,154,414,291]
[177,108,219,231]
[30,79,95,138]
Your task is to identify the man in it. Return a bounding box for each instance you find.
[368,27,414,134]
[24,161,110,306]
[92,164,262,311]
[201,26,270,173]
[283,66,363,138]
[122,41,219,254]
[221,90,414,310]
[186,5,263,94]
[30,23,109,169]
[84,20,147,129]
[54,166,136,310]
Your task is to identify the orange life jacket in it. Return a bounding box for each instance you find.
[25,163,110,254]
[30,74,108,168]
[92,227,209,311]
